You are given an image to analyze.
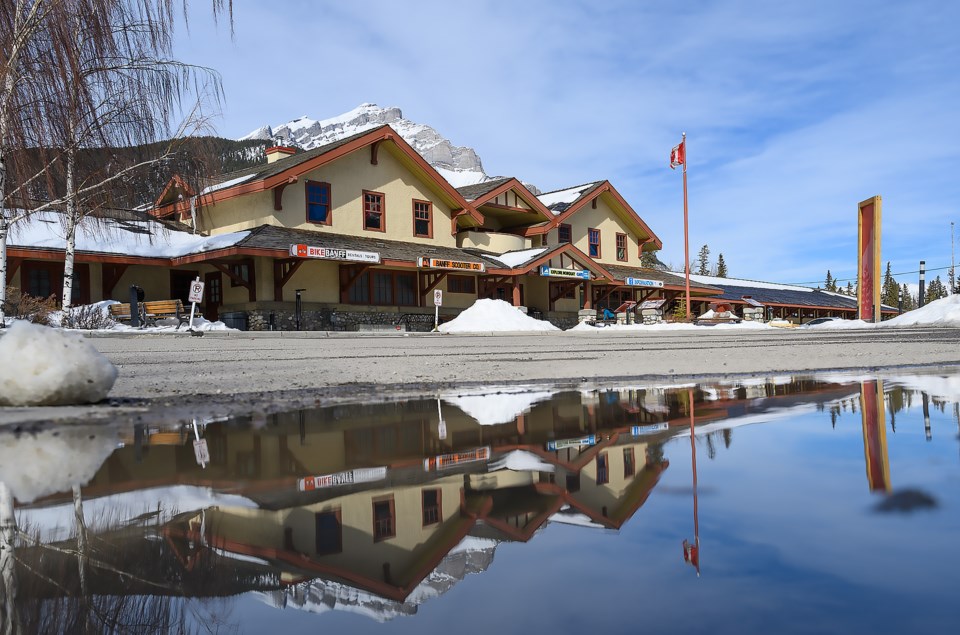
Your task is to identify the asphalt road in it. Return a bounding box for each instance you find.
[3,326,958,426]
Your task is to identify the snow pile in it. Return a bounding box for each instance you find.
[488,450,555,473]
[444,389,555,425]
[568,320,770,332]
[110,316,234,333]
[0,321,118,406]
[0,425,118,503]
[439,299,560,333]
[883,295,960,327]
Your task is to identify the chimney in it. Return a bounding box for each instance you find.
[265,146,297,164]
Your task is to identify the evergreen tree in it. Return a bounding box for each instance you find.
[881,262,899,307]
[716,253,728,277]
[846,281,854,296]
[696,244,710,276]
[926,276,947,302]
[901,283,916,311]
[825,270,834,291]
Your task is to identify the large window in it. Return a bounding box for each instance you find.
[315,510,342,555]
[596,452,609,485]
[558,224,572,244]
[623,447,635,478]
[346,269,417,306]
[413,199,432,238]
[363,190,385,232]
[616,233,627,262]
[306,181,332,225]
[21,261,88,304]
[588,228,601,258]
[373,497,396,541]
[448,275,476,294]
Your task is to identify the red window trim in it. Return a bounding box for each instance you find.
[412,199,433,238]
[422,488,442,527]
[372,496,396,541]
[558,223,572,244]
[363,189,386,233]
[616,233,628,262]
[623,447,636,478]
[305,180,332,226]
[447,274,476,294]
[588,228,601,258]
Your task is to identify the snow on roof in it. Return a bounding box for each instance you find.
[9,211,249,258]
[488,247,547,268]
[686,272,818,292]
[488,450,555,473]
[438,299,560,334]
[537,182,599,211]
[200,173,257,195]
[444,388,556,426]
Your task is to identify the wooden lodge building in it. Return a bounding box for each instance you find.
[4,123,890,329]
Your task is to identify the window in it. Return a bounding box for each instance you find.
[588,228,601,258]
[306,181,331,224]
[228,261,251,287]
[315,510,342,555]
[422,489,442,526]
[363,190,385,232]
[345,268,417,306]
[413,200,432,238]
[448,275,476,294]
[558,224,572,244]
[616,233,627,262]
[550,281,576,300]
[596,452,609,485]
[21,261,88,304]
[623,448,635,478]
[373,497,396,541]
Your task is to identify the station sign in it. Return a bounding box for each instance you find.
[625,277,664,288]
[298,466,387,491]
[418,257,485,272]
[546,434,597,451]
[632,423,669,436]
[290,243,381,263]
[539,265,591,280]
[424,446,491,471]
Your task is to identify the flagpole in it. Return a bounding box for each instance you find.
[682,132,691,319]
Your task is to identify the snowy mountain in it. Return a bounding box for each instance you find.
[240,104,491,188]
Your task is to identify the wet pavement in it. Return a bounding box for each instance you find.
[2,370,959,633]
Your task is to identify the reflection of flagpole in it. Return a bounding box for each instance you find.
[682,388,701,576]
[860,380,891,493]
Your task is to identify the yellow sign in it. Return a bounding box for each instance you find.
[418,257,485,272]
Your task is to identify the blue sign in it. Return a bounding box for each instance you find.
[632,423,669,435]
[625,277,664,288]
[540,265,591,280]
[546,434,597,451]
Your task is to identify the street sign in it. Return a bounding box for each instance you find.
[418,257,485,272]
[434,289,443,306]
[625,277,665,288]
[193,439,210,467]
[188,280,205,303]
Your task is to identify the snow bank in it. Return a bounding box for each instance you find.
[567,320,771,332]
[439,299,560,334]
[0,321,118,406]
[0,425,118,503]
[444,389,555,425]
[884,295,960,327]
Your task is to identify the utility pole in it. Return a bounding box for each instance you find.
[952,222,956,294]
[919,260,926,307]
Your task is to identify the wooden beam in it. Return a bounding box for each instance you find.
[592,284,616,309]
[418,271,447,298]
[6,257,23,284]
[512,277,521,306]
[273,259,302,301]
[371,139,383,165]
[210,261,256,302]
[272,176,298,211]
[339,264,372,303]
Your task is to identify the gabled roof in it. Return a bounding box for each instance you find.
[481,243,617,282]
[456,177,514,201]
[533,181,663,250]
[457,177,553,228]
[153,125,482,224]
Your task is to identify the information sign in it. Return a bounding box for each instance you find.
[632,423,669,436]
[289,243,381,263]
[539,265,591,280]
[546,434,597,451]
[625,277,665,288]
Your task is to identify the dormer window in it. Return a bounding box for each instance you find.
[558,224,572,244]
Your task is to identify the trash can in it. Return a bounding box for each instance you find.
[219,311,248,331]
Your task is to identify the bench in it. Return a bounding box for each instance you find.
[109,299,189,327]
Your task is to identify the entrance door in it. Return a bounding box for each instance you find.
[204,271,222,321]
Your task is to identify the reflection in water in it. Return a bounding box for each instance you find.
[1,372,960,632]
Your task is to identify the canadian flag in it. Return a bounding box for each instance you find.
[670,139,686,170]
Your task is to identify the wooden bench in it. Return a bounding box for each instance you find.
[109,299,189,327]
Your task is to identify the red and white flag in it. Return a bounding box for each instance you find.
[670,139,686,170]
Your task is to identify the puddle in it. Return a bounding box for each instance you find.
[2,370,960,633]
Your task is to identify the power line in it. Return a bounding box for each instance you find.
[785,264,953,286]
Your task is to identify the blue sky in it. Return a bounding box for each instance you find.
[173,0,960,288]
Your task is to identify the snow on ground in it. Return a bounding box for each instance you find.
[488,450,555,473]
[0,425,119,503]
[439,299,560,333]
[0,321,118,406]
[803,296,960,330]
[568,319,771,332]
[444,388,556,425]
[8,210,249,258]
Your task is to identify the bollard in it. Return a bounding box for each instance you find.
[129,284,143,328]
[919,260,926,308]
[295,289,305,331]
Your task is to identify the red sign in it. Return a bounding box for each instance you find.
[857,196,882,322]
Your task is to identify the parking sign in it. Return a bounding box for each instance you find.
[188,280,205,304]
[434,289,443,306]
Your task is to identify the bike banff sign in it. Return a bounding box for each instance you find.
[539,265,591,280]
[298,466,387,491]
[417,257,485,272]
[423,446,491,471]
[625,277,664,288]
[290,243,381,263]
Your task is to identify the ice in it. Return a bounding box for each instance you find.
[0,321,118,406]
[438,299,560,333]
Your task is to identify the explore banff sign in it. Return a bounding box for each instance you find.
[289,243,381,263]
[539,265,591,280]
[417,257,485,272]
[625,277,664,288]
